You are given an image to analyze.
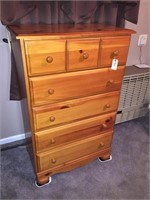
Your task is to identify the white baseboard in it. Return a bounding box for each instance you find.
[0,132,31,145]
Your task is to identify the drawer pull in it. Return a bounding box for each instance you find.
[46,56,53,63]
[106,80,114,87]
[49,116,55,122]
[51,158,56,164]
[112,50,119,57]
[48,89,54,95]
[106,104,110,108]
[104,104,111,110]
[98,142,105,148]
[101,123,107,129]
[105,117,113,124]
[60,105,70,109]
[82,52,89,59]
[50,138,56,144]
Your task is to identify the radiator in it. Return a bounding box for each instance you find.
[115,65,150,124]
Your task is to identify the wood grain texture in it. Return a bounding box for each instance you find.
[99,36,131,67]
[35,112,116,152]
[25,40,66,76]
[37,131,113,171]
[67,39,100,70]
[36,148,111,180]
[8,24,135,39]
[33,91,119,131]
[30,66,125,106]
[8,24,135,185]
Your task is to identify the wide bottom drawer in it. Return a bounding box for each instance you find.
[37,131,113,171]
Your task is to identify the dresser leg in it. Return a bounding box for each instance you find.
[35,176,52,187]
[98,154,112,162]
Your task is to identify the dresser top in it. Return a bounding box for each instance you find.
[8,24,135,39]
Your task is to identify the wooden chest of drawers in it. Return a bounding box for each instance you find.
[8,24,135,185]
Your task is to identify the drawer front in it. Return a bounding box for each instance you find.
[99,36,130,67]
[35,112,116,152]
[33,91,119,131]
[67,39,99,70]
[37,131,113,171]
[30,66,124,106]
[25,40,66,76]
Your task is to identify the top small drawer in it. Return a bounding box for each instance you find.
[99,36,130,67]
[67,39,99,71]
[25,40,66,76]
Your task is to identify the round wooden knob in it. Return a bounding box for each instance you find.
[49,116,55,122]
[98,142,105,148]
[112,50,119,57]
[51,158,56,164]
[105,117,113,123]
[103,104,111,111]
[102,123,107,129]
[50,138,56,144]
[48,89,54,95]
[105,104,110,108]
[46,56,53,63]
[82,52,89,59]
[107,80,114,87]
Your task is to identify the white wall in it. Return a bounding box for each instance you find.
[0,22,26,141]
[125,0,150,66]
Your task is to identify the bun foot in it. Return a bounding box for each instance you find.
[98,155,112,162]
[35,176,52,188]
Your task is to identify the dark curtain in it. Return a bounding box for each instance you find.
[0,0,140,100]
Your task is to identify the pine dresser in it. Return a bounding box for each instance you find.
[8,24,135,186]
